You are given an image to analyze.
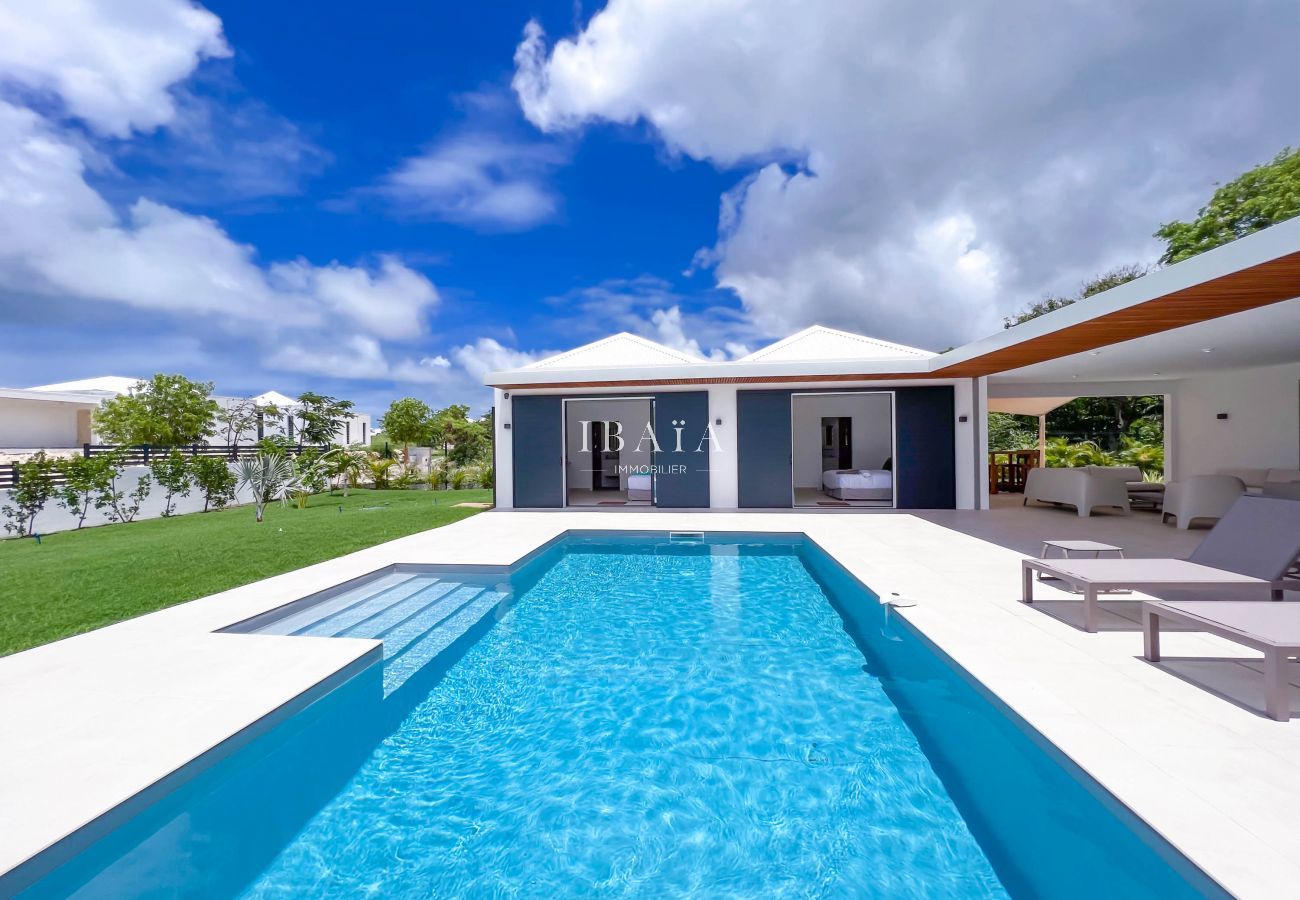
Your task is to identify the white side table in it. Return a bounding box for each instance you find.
[1037,540,1129,593]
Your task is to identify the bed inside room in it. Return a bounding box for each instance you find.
[791,392,895,507]
[563,397,655,507]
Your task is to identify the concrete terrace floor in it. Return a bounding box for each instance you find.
[0,506,1296,898]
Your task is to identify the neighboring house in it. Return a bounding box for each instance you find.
[486,217,1300,510]
[0,378,370,452]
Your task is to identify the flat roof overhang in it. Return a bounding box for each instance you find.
[486,218,1300,391]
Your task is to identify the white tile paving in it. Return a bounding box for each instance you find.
[0,508,1296,897]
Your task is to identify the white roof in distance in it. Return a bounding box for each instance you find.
[253,390,297,407]
[739,326,934,363]
[525,332,706,370]
[27,376,142,395]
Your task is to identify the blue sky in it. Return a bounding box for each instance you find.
[0,0,1296,417]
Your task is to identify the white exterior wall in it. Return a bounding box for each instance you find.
[707,387,739,508]
[0,398,89,449]
[494,389,514,508]
[953,378,979,510]
[1170,362,1300,478]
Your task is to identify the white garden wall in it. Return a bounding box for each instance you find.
[1,464,256,537]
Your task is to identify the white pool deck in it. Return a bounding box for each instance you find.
[2,507,1298,897]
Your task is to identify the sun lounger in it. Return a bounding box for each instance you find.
[1021,496,1300,632]
[1143,600,1300,720]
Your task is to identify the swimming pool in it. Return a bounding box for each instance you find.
[20,532,1224,898]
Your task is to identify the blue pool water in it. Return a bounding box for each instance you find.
[20,533,1224,899]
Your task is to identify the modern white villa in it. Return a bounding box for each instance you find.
[0,377,371,452]
[487,217,1300,513]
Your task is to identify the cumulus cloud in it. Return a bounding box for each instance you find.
[377,132,566,229]
[514,1,1300,347]
[0,0,229,136]
[451,337,550,380]
[273,336,453,384]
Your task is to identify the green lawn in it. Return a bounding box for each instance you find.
[0,488,493,656]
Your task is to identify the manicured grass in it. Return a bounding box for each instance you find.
[0,489,493,656]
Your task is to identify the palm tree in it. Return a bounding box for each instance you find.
[326,448,366,497]
[235,454,299,522]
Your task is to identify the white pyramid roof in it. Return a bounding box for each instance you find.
[27,376,143,395]
[253,390,297,407]
[525,332,706,370]
[739,325,934,363]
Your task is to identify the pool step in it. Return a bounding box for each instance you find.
[294,576,440,637]
[241,571,507,695]
[251,573,424,636]
[382,588,507,694]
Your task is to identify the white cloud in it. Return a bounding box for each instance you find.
[378,132,565,229]
[273,337,454,384]
[0,0,229,136]
[451,338,548,381]
[514,1,1300,347]
[0,98,437,342]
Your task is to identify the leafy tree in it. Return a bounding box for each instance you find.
[1156,147,1300,264]
[1,452,58,536]
[987,412,1037,451]
[294,392,355,447]
[93,374,219,447]
[101,451,151,523]
[216,398,280,446]
[56,455,114,528]
[149,450,193,517]
[429,404,471,460]
[190,456,237,511]
[379,398,433,464]
[366,454,399,488]
[1003,263,1149,328]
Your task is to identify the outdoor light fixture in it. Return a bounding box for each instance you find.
[503,423,511,430]
[715,417,722,425]
[1216,413,1229,420]
[503,392,511,399]
[1201,348,1215,353]
[958,415,969,422]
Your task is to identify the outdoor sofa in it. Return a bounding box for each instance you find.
[1021,495,1300,632]
[1022,465,1141,517]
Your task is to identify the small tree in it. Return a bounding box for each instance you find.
[93,374,219,447]
[235,454,298,522]
[1,452,58,537]
[56,455,114,529]
[149,450,193,517]
[325,448,366,497]
[294,392,355,447]
[101,451,151,523]
[289,448,332,509]
[190,456,237,511]
[216,398,280,446]
[379,398,432,465]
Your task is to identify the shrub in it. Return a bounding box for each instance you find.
[56,455,114,529]
[366,454,398,489]
[480,465,494,488]
[149,450,193,517]
[450,466,481,490]
[427,458,450,490]
[392,467,424,490]
[1,452,58,537]
[191,456,238,511]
